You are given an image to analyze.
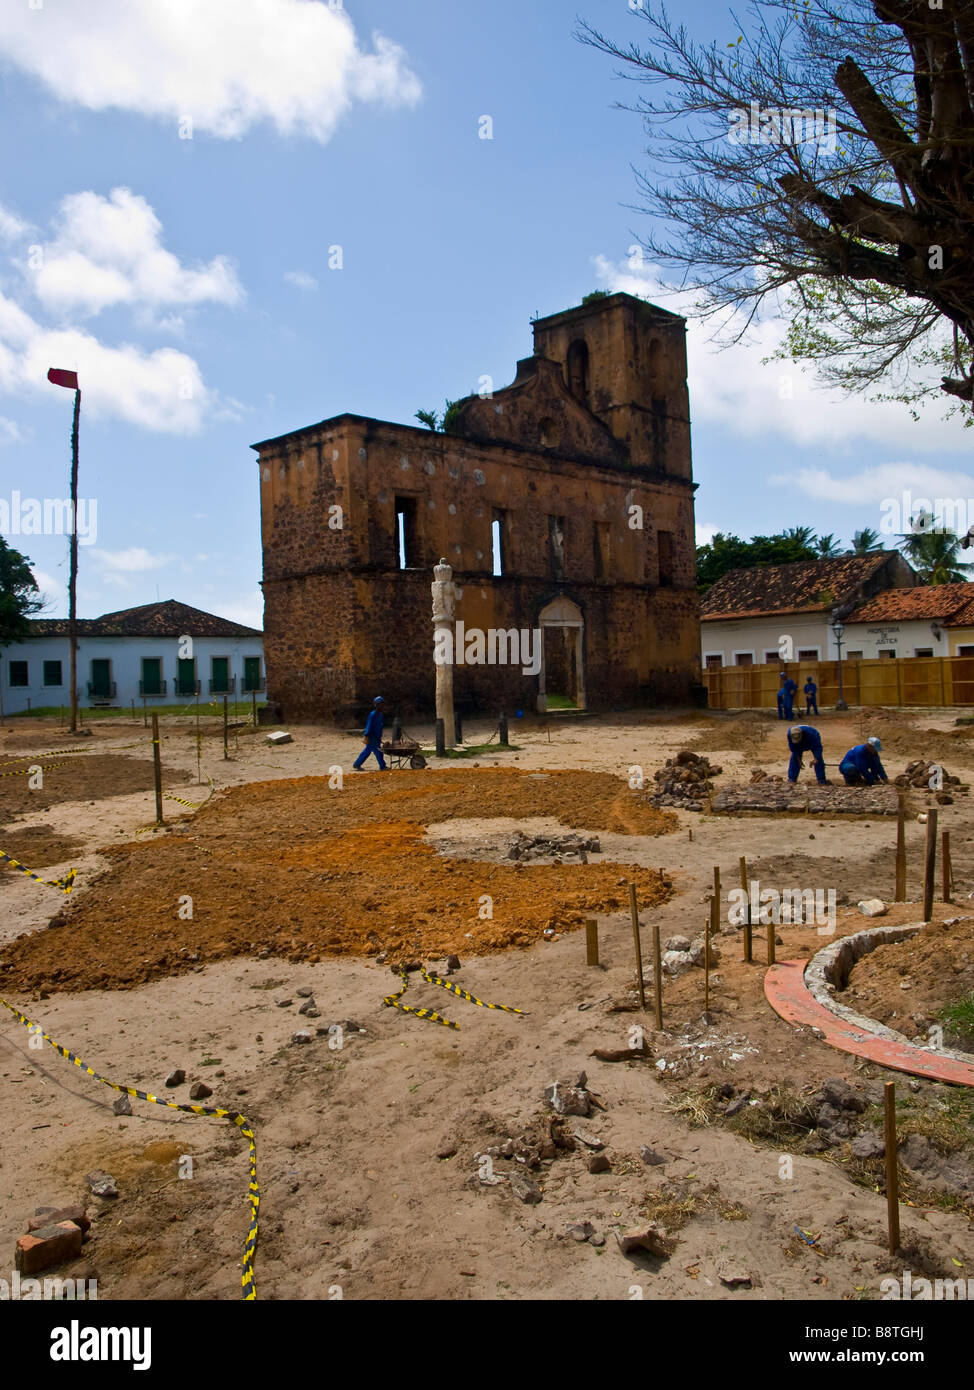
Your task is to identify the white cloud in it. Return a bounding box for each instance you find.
[284,270,318,291]
[29,188,242,319]
[593,255,970,453]
[216,593,264,629]
[0,415,26,445]
[32,569,66,606]
[0,291,214,433]
[770,461,974,506]
[0,202,31,242]
[90,547,175,574]
[0,0,421,141]
[695,522,720,547]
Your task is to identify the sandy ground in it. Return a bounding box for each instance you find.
[2,704,974,1301]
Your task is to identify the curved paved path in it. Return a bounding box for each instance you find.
[765,958,974,1086]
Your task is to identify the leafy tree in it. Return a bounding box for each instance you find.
[696,530,818,591]
[0,537,43,646]
[578,2,974,413]
[815,533,842,556]
[850,527,883,554]
[414,398,464,434]
[414,408,439,431]
[897,524,974,584]
[783,525,817,548]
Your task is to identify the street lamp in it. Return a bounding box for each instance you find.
[47,368,81,733]
[832,614,848,711]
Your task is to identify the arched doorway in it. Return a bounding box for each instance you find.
[537,596,585,711]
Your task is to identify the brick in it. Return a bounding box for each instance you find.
[29,1205,90,1235]
[15,1221,83,1274]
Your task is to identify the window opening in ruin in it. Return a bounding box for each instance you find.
[658,529,675,586]
[492,511,505,576]
[566,339,590,408]
[548,515,566,580]
[396,495,419,569]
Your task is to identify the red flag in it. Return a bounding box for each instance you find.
[47,368,79,390]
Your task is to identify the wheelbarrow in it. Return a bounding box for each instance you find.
[381,738,427,770]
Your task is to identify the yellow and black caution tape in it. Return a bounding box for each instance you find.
[383,966,526,1031]
[0,850,76,894]
[0,759,77,779]
[0,745,94,767]
[0,996,259,1300]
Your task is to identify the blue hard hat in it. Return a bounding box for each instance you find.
[373,695,385,704]
[867,736,881,751]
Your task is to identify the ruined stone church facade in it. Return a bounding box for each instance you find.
[253,292,701,721]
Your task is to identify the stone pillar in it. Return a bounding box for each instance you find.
[432,557,456,748]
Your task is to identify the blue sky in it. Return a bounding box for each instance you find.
[0,0,970,628]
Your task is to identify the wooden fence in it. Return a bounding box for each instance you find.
[703,655,974,710]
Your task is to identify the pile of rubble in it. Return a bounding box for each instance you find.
[506,831,600,862]
[711,782,899,815]
[661,933,720,976]
[894,759,964,792]
[648,751,722,810]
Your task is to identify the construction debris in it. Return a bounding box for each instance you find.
[506,831,601,861]
[894,759,963,790]
[649,751,722,810]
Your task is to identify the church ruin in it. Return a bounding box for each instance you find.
[253,291,701,721]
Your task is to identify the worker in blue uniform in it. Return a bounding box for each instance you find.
[839,736,888,786]
[804,676,818,715]
[777,672,798,720]
[787,724,829,784]
[353,696,388,770]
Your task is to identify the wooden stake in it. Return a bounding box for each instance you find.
[585,919,599,967]
[651,914,663,1031]
[628,882,646,1011]
[895,793,907,902]
[923,808,938,920]
[151,711,163,825]
[884,1081,900,1254]
[942,829,952,903]
[739,855,752,963]
[705,894,717,1017]
[223,695,229,761]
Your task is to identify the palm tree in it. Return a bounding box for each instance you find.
[815,534,842,558]
[898,526,974,585]
[850,528,883,555]
[782,525,816,548]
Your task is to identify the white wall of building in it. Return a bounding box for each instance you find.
[701,615,835,669]
[839,618,952,661]
[0,634,265,714]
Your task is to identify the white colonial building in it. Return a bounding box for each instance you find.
[1,599,264,715]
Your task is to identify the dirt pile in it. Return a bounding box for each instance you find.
[649,751,722,809]
[837,915,974,1045]
[0,768,675,994]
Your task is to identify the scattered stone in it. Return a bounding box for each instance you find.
[566,1221,596,1242]
[164,1069,185,1087]
[189,1081,212,1100]
[858,899,888,917]
[649,751,721,807]
[571,1127,604,1150]
[303,1006,320,1018]
[717,1262,752,1288]
[15,1221,83,1274]
[296,987,314,998]
[444,954,461,972]
[276,998,293,1008]
[298,998,317,1015]
[724,1093,750,1117]
[591,1042,651,1061]
[662,949,694,977]
[664,935,692,953]
[585,1152,611,1174]
[544,1080,590,1117]
[506,831,601,861]
[639,1147,667,1166]
[266,730,292,746]
[113,1095,133,1116]
[894,759,962,790]
[509,1172,542,1205]
[436,1139,458,1159]
[851,1130,885,1159]
[291,1031,313,1045]
[616,1223,677,1258]
[817,1077,867,1113]
[85,1172,118,1199]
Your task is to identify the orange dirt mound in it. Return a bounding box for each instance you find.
[0,768,675,993]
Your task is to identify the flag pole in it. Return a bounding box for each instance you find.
[68,386,80,733]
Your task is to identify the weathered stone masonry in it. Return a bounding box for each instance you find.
[253,292,702,721]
